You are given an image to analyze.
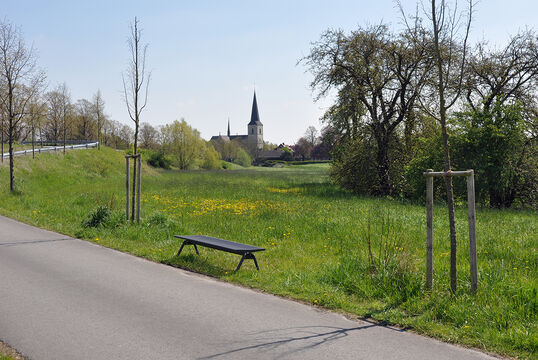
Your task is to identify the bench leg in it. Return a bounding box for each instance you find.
[176,241,200,256]
[235,253,259,271]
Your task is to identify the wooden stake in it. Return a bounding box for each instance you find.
[125,157,130,220]
[136,155,141,223]
[467,170,478,292]
[426,169,434,289]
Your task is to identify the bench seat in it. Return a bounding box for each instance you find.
[174,235,265,271]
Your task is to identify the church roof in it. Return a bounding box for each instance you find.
[248,91,263,126]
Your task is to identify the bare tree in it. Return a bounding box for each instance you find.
[45,89,63,143]
[74,98,95,140]
[465,30,538,112]
[139,122,158,149]
[27,98,46,158]
[427,0,473,293]
[304,126,319,147]
[93,90,105,150]
[0,20,45,191]
[123,17,150,222]
[58,83,71,154]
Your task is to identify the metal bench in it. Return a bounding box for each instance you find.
[174,235,265,271]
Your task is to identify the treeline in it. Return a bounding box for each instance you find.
[3,84,134,150]
[303,21,537,208]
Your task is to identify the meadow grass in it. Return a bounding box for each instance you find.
[0,147,536,358]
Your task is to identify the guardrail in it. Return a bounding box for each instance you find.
[1,142,99,158]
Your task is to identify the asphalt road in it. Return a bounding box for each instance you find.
[0,215,497,360]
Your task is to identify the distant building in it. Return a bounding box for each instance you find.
[211,91,264,152]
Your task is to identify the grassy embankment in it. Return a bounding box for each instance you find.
[0,147,535,359]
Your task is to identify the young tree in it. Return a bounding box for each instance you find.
[423,0,473,293]
[0,20,45,191]
[123,17,150,222]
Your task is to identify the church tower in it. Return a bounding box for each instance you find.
[247,91,263,151]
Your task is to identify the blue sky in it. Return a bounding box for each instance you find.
[3,0,537,144]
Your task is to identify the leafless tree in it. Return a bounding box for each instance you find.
[465,29,538,112]
[304,126,319,147]
[0,19,45,191]
[93,90,105,150]
[74,98,95,140]
[57,83,71,154]
[404,0,472,293]
[27,98,46,158]
[45,89,63,142]
[123,16,150,222]
[139,122,158,149]
[431,0,473,294]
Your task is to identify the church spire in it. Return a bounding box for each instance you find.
[248,91,262,126]
[227,118,230,137]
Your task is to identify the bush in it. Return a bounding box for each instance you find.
[200,143,221,170]
[147,151,171,169]
[234,147,252,167]
[280,147,293,161]
[82,205,111,228]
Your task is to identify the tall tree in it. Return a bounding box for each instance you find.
[93,90,105,150]
[0,20,45,191]
[139,122,159,149]
[27,98,46,158]
[123,17,150,222]
[74,98,95,140]
[58,83,71,154]
[303,24,433,195]
[304,126,319,147]
[45,89,64,142]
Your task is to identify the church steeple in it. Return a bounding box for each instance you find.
[247,90,263,151]
[227,118,230,137]
[248,91,262,126]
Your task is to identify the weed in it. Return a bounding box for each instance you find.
[82,205,111,228]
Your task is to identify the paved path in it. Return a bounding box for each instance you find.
[0,215,497,360]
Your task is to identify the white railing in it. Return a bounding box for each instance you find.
[1,142,99,158]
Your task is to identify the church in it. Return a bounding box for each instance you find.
[210,91,264,152]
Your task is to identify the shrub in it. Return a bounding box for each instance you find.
[82,205,111,228]
[147,151,171,169]
[234,147,252,167]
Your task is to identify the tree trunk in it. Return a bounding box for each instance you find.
[32,127,35,159]
[432,0,458,293]
[9,122,14,192]
[131,156,137,222]
[441,125,458,294]
[131,122,139,223]
[375,132,392,196]
[1,124,4,163]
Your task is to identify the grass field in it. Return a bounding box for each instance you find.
[0,147,536,359]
